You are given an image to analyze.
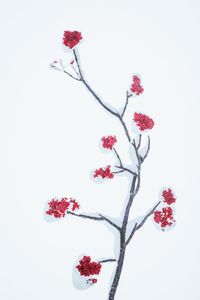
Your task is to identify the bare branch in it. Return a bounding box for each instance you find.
[113,148,136,175]
[113,147,123,167]
[137,134,142,150]
[99,214,121,231]
[73,49,132,144]
[141,135,150,163]
[118,116,131,142]
[126,201,161,246]
[113,170,125,174]
[133,167,141,198]
[121,91,132,118]
[121,174,138,232]
[68,211,121,232]
[98,259,117,263]
[136,201,161,231]
[132,139,142,166]
[68,211,103,221]
[126,222,137,246]
[73,49,119,117]
[115,165,136,176]
[59,59,81,81]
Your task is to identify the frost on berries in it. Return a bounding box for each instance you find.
[101,135,117,150]
[93,165,114,179]
[130,75,144,95]
[133,112,154,131]
[62,31,82,49]
[46,197,80,218]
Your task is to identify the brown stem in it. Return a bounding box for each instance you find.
[109,175,137,299]
[68,211,120,231]
[141,135,150,162]
[98,259,117,263]
[125,223,138,246]
[109,232,126,300]
[113,147,123,167]
[99,214,121,231]
[68,211,103,221]
[137,134,142,149]
[121,91,132,118]
[73,49,119,118]
[135,201,161,231]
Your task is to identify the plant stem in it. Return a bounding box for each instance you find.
[109,232,126,300]
[58,49,153,300]
[109,174,138,299]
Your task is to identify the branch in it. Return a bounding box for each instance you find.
[126,222,137,246]
[113,170,125,174]
[140,136,150,163]
[118,116,131,142]
[121,174,138,232]
[137,134,142,150]
[68,211,121,231]
[121,91,132,118]
[68,211,103,221]
[59,59,81,81]
[113,148,136,175]
[115,165,136,176]
[73,49,132,144]
[73,49,119,118]
[132,139,142,166]
[135,201,161,231]
[113,147,123,167]
[126,201,161,246]
[99,214,121,231]
[98,259,117,263]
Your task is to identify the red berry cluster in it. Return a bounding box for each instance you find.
[46,197,80,218]
[154,187,176,230]
[93,165,114,179]
[162,188,176,205]
[101,135,117,150]
[134,112,154,131]
[130,75,144,95]
[76,256,102,277]
[154,207,175,228]
[63,31,82,49]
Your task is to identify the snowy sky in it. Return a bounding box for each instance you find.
[0,0,200,299]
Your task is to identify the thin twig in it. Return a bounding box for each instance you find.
[73,49,132,143]
[59,59,81,81]
[126,223,137,246]
[118,116,131,142]
[137,134,142,150]
[121,91,132,118]
[141,136,150,163]
[136,201,161,231]
[98,259,117,263]
[113,170,125,174]
[73,49,119,117]
[113,147,123,167]
[115,166,136,176]
[126,201,161,245]
[99,214,121,231]
[68,211,103,221]
[132,139,142,166]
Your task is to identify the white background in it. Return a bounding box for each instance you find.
[0,0,200,299]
